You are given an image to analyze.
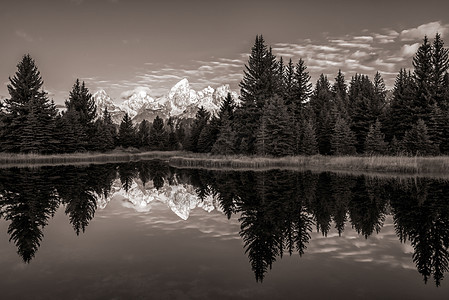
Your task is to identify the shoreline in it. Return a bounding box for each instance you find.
[1,151,449,176]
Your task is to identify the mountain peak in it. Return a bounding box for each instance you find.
[92,79,238,124]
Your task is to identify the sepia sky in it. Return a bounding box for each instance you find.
[2,0,449,104]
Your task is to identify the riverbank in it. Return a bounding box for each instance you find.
[0,150,181,168]
[168,153,449,175]
[2,151,449,175]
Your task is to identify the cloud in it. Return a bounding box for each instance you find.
[120,86,152,100]
[15,30,33,42]
[400,21,449,41]
[400,43,420,57]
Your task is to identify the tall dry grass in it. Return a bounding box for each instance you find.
[168,154,449,174]
[2,150,449,175]
[0,150,182,168]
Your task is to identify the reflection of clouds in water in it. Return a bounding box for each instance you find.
[95,178,417,271]
[95,183,241,241]
[304,216,415,270]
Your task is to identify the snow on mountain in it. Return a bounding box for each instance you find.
[97,177,222,220]
[92,78,238,124]
[92,90,125,124]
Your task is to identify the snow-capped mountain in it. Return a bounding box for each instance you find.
[92,90,125,124]
[92,78,239,124]
[96,177,222,220]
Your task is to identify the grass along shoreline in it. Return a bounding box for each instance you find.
[0,150,181,168]
[168,154,449,175]
[2,151,449,175]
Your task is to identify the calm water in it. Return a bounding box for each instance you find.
[1,161,449,299]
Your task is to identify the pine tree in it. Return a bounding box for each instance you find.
[149,115,167,150]
[64,79,97,150]
[364,119,387,155]
[348,74,377,153]
[373,71,387,115]
[166,117,179,150]
[284,58,295,103]
[189,106,210,152]
[3,55,57,153]
[102,108,116,150]
[218,92,235,121]
[309,74,334,154]
[255,97,295,157]
[389,136,401,155]
[300,119,318,155]
[413,36,434,121]
[136,119,151,148]
[331,116,357,155]
[432,33,449,105]
[212,111,236,155]
[56,110,86,153]
[236,35,276,154]
[118,113,135,148]
[332,69,348,118]
[277,56,286,97]
[20,99,59,154]
[291,59,312,120]
[402,119,437,155]
[385,69,416,141]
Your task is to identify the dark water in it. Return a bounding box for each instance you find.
[1,161,449,299]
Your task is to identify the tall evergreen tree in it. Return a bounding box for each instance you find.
[331,116,357,155]
[212,112,236,155]
[118,113,135,148]
[432,33,449,105]
[309,74,334,154]
[413,36,434,121]
[291,59,312,121]
[284,58,295,103]
[189,106,210,152]
[236,35,276,154]
[149,116,168,150]
[255,97,295,156]
[136,119,151,148]
[402,119,437,155]
[3,54,58,153]
[364,119,388,155]
[300,119,318,155]
[332,69,348,119]
[64,79,97,150]
[385,69,416,141]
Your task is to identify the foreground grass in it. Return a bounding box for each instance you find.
[168,154,449,175]
[2,150,449,175]
[0,150,181,168]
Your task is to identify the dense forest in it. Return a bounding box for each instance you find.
[1,33,449,156]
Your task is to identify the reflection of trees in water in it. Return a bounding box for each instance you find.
[185,169,449,286]
[0,165,117,262]
[0,167,60,262]
[390,178,449,286]
[1,162,449,286]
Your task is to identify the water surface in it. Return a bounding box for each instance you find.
[1,161,448,299]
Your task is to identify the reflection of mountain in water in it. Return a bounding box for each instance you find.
[99,177,222,220]
[1,162,449,287]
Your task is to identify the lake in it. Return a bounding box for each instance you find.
[0,160,448,299]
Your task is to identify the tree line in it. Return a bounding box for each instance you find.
[188,33,449,156]
[1,33,449,156]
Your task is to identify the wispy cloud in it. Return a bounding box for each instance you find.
[270,21,449,88]
[15,30,34,42]
[400,21,449,41]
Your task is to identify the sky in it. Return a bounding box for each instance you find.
[2,0,449,104]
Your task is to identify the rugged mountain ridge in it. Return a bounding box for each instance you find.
[92,78,238,124]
